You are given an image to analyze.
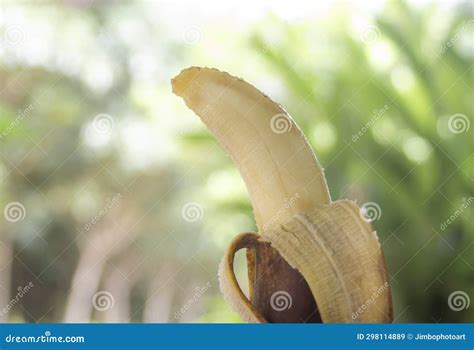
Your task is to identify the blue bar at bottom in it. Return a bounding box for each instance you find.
[0,323,472,350]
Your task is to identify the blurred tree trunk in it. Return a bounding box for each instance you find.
[143,265,176,323]
[102,254,141,323]
[63,205,138,322]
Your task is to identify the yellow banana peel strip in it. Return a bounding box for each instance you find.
[172,67,393,323]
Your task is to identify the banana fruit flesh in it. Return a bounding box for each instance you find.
[172,67,393,323]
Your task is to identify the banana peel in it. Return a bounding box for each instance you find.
[172,67,393,323]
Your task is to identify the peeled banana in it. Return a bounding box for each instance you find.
[172,67,392,323]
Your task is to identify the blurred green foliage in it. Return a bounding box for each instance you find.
[0,1,472,323]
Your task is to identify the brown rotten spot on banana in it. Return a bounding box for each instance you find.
[172,67,393,323]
